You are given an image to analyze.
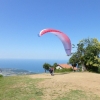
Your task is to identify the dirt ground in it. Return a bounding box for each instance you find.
[29,72,100,100]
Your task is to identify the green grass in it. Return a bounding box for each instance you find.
[55,90,100,100]
[0,75,44,100]
[0,75,100,100]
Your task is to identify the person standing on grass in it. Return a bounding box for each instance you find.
[49,67,54,76]
[72,63,77,72]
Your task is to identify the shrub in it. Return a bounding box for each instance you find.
[0,74,3,78]
[55,68,73,73]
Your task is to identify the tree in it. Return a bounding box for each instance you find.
[53,63,58,71]
[43,63,51,73]
[69,38,100,72]
[83,39,100,72]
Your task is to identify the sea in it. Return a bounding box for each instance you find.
[0,59,68,76]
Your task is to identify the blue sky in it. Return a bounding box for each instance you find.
[0,0,100,60]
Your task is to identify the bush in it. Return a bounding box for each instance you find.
[55,68,73,73]
[0,74,3,78]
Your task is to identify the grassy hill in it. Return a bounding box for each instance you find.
[0,72,100,100]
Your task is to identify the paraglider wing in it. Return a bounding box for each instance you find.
[39,28,71,56]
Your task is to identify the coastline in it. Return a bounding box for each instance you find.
[0,68,37,76]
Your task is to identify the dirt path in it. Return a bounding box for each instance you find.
[29,72,100,100]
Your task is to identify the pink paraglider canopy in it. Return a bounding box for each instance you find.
[39,28,71,56]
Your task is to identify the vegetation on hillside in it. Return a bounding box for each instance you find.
[0,74,3,78]
[43,62,73,73]
[69,38,100,73]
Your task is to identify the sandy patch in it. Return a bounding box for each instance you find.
[29,72,100,100]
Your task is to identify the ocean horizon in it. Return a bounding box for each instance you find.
[0,59,68,73]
